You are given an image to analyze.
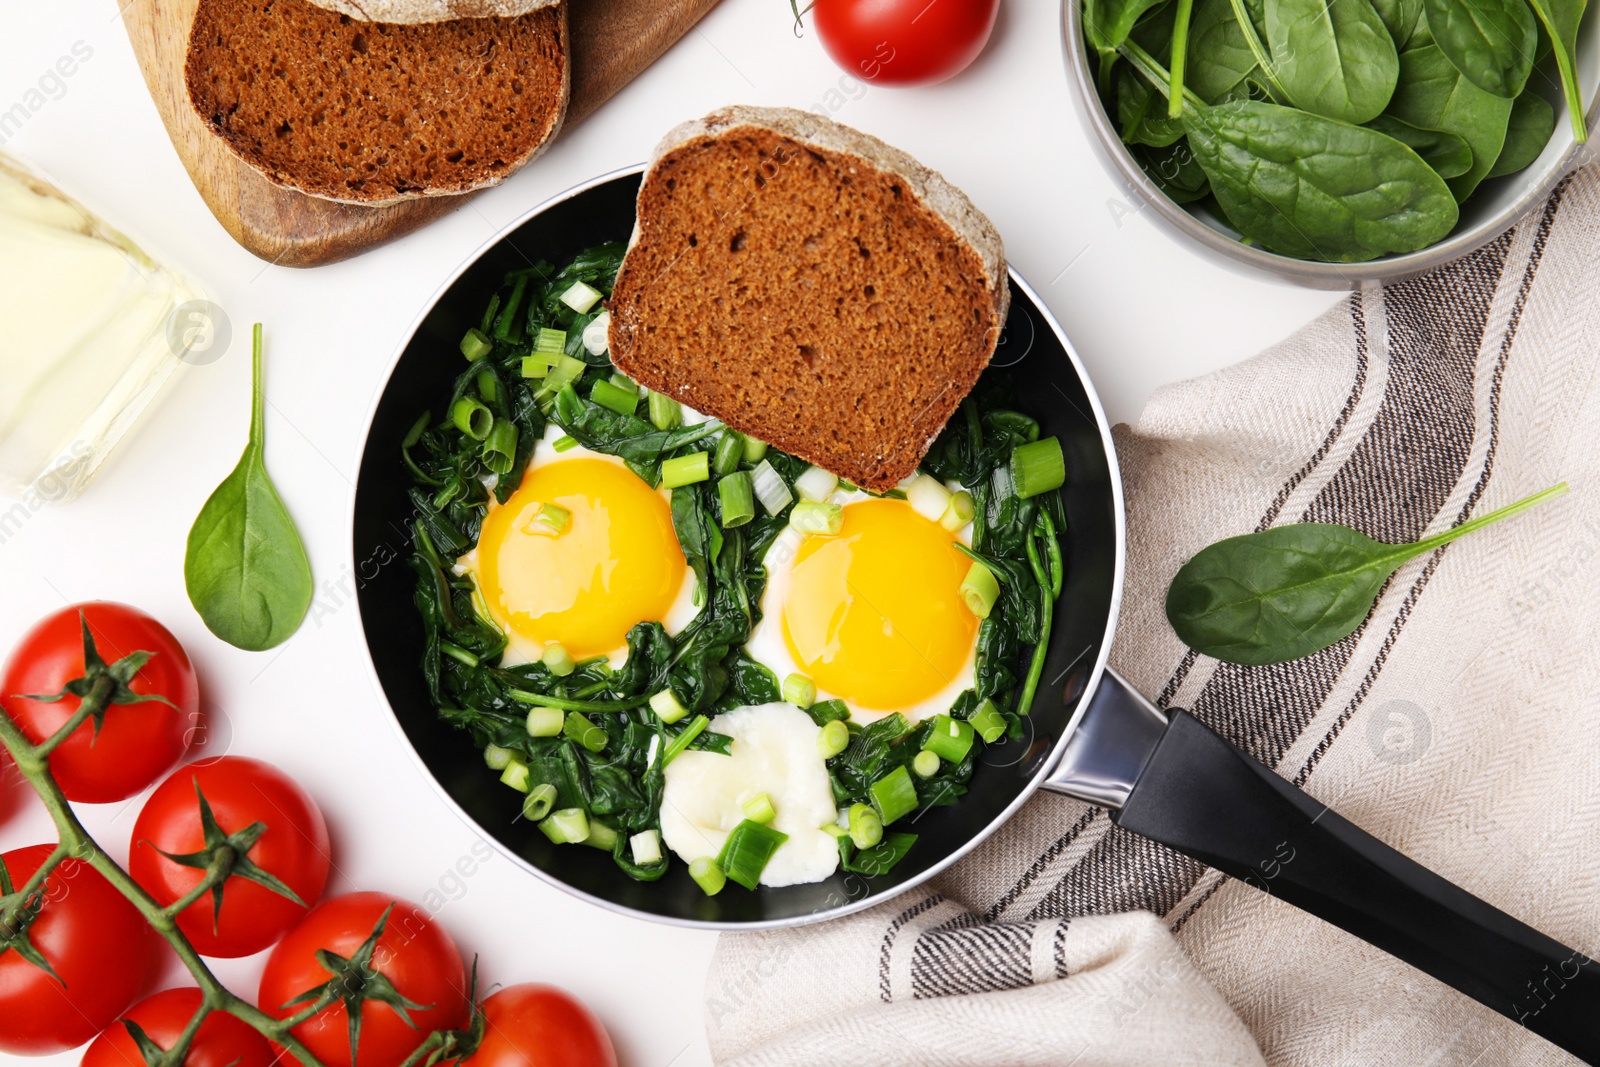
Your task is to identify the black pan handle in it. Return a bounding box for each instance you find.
[1117,709,1600,1062]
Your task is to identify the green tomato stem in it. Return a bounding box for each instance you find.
[31,674,115,760]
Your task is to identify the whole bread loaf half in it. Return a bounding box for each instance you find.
[607,106,1008,492]
[185,0,568,206]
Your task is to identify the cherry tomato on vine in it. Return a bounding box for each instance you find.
[81,987,276,1067]
[461,985,617,1067]
[812,0,1000,86]
[258,892,468,1067]
[130,756,331,958]
[0,843,163,1055]
[1,603,199,803]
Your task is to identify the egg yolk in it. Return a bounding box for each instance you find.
[474,457,687,660]
[781,499,978,711]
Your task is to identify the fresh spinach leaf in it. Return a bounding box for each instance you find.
[1367,114,1476,176]
[1086,0,1175,48]
[1119,64,1189,145]
[1187,0,1261,101]
[1166,483,1566,664]
[1264,0,1399,123]
[1372,0,1427,45]
[1524,0,1590,142]
[184,324,314,652]
[1385,44,1515,198]
[1421,0,1537,98]
[1488,89,1559,176]
[1136,141,1213,202]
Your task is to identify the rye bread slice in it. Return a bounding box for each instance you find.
[305,0,557,22]
[185,0,568,206]
[607,106,1008,492]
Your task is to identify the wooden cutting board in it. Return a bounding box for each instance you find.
[121,0,719,267]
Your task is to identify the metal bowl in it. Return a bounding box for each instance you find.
[1061,0,1600,288]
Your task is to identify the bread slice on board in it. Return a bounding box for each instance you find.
[607,106,1008,492]
[184,0,568,206]
[304,0,556,22]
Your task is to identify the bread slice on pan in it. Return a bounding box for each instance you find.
[184,0,568,206]
[607,106,1008,492]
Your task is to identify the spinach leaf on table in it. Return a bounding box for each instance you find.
[1166,483,1566,665]
[1421,0,1538,98]
[1385,44,1516,199]
[1264,0,1399,124]
[1488,89,1559,176]
[1367,114,1476,177]
[1524,0,1591,142]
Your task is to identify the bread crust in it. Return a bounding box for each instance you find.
[302,0,558,23]
[608,106,1008,491]
[184,0,570,206]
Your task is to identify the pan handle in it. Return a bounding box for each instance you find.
[1114,706,1600,1062]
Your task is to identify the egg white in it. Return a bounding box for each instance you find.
[457,420,701,669]
[745,478,978,725]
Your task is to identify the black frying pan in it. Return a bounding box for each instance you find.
[353,168,1600,1063]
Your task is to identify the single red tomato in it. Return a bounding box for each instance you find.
[1,603,199,803]
[130,757,331,958]
[0,844,163,1055]
[81,987,276,1067]
[812,0,1000,86]
[258,892,468,1067]
[461,985,616,1067]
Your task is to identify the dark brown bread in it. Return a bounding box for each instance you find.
[608,107,1008,492]
[185,0,568,206]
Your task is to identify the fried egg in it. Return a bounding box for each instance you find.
[659,703,840,886]
[746,490,979,724]
[458,425,699,667]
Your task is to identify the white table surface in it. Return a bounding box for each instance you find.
[0,3,1341,1065]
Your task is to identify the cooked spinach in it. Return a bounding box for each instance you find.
[405,247,1066,886]
[1165,483,1565,665]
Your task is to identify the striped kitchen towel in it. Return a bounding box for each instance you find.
[706,163,1600,1067]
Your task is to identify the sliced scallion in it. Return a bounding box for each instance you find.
[940,490,976,531]
[782,673,816,709]
[921,714,975,764]
[713,431,745,476]
[525,705,564,738]
[817,718,850,759]
[661,452,710,489]
[716,819,790,890]
[538,807,590,845]
[536,355,586,400]
[630,829,663,865]
[649,688,688,724]
[483,743,515,771]
[459,327,493,361]
[913,750,941,778]
[520,356,551,380]
[795,465,839,503]
[542,642,576,676]
[790,501,843,535]
[525,503,570,537]
[482,420,518,476]
[906,474,952,522]
[751,459,793,515]
[451,397,493,441]
[534,326,567,354]
[969,699,1008,743]
[581,310,611,355]
[689,856,726,896]
[476,370,498,404]
[1010,437,1065,499]
[559,280,603,313]
[563,712,608,753]
[591,379,639,416]
[522,783,558,821]
[960,560,1000,619]
[742,436,769,464]
[553,434,579,452]
[870,764,918,825]
[741,791,777,824]
[847,802,883,849]
[500,760,531,793]
[648,391,682,431]
[585,820,619,851]
[718,472,755,529]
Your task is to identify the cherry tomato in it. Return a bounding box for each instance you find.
[812,0,1000,86]
[258,892,468,1067]
[130,757,331,959]
[0,844,163,1055]
[2,603,199,803]
[81,987,276,1067]
[462,985,616,1067]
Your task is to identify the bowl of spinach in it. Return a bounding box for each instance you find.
[1062,0,1599,284]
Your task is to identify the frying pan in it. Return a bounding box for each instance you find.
[353,167,1600,1062]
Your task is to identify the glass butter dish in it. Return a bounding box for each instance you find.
[0,153,216,504]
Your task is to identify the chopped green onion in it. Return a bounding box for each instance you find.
[494,276,529,341]
[960,560,1000,619]
[590,378,639,416]
[718,472,756,528]
[741,792,777,824]
[822,823,850,839]
[451,397,493,441]
[552,434,579,452]
[482,420,518,475]
[585,820,619,851]
[476,370,499,403]
[483,743,515,771]
[921,714,975,764]
[534,327,567,353]
[790,501,843,535]
[713,431,745,476]
[716,819,789,890]
[969,699,1008,743]
[751,459,793,515]
[808,698,850,724]
[940,490,976,531]
[847,802,883,849]
[563,712,607,753]
[522,783,558,821]
[1011,437,1066,499]
[661,452,710,489]
[913,750,941,778]
[870,765,919,825]
[689,856,726,896]
[440,642,479,667]
[559,280,603,313]
[581,311,611,355]
[782,673,816,709]
[609,372,638,395]
[817,719,850,758]
[661,715,709,767]
[500,760,531,793]
[525,705,564,738]
[795,465,839,503]
[542,642,576,676]
[630,829,663,865]
[538,808,590,845]
[460,327,493,361]
[520,356,551,379]
[537,355,587,399]
[906,474,952,521]
[524,503,570,538]
[649,688,689,724]
[742,436,769,463]
[647,391,682,430]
